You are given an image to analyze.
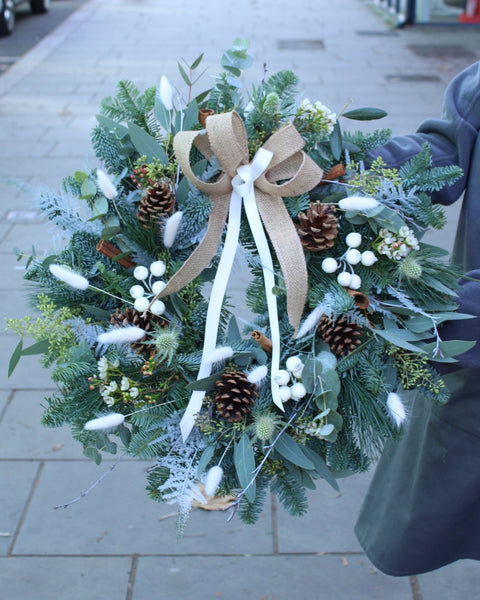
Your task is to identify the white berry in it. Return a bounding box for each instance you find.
[345,232,362,248]
[150,260,166,277]
[290,382,307,400]
[151,280,166,295]
[134,297,150,312]
[337,271,352,287]
[150,300,166,316]
[321,257,338,274]
[286,356,303,374]
[274,370,290,386]
[350,274,362,289]
[279,386,292,402]
[345,248,362,265]
[129,284,145,299]
[133,266,149,281]
[361,250,377,266]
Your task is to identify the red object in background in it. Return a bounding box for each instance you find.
[459,0,480,22]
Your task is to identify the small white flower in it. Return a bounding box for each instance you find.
[49,264,89,290]
[349,274,362,290]
[134,297,150,313]
[279,385,292,402]
[104,396,115,407]
[133,265,149,281]
[129,284,145,299]
[345,232,362,248]
[150,260,166,277]
[163,211,183,249]
[96,169,118,200]
[338,196,379,212]
[106,381,118,393]
[337,271,352,287]
[321,257,338,274]
[85,413,125,430]
[129,387,139,399]
[150,300,166,316]
[159,75,174,111]
[387,392,407,427]
[97,326,146,345]
[120,376,130,391]
[205,346,234,364]
[290,382,307,400]
[345,248,362,265]
[361,251,377,267]
[204,465,224,497]
[247,365,268,385]
[151,280,167,295]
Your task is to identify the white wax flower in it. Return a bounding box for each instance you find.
[349,274,362,290]
[361,251,377,266]
[133,266,149,281]
[49,264,89,290]
[150,260,166,277]
[337,271,352,287]
[290,382,307,400]
[338,196,379,211]
[274,370,290,386]
[279,385,292,402]
[96,168,118,200]
[120,376,130,391]
[129,284,145,299]
[159,75,174,110]
[151,280,167,295]
[321,257,338,273]
[345,232,362,248]
[134,297,150,312]
[84,413,125,430]
[150,300,166,316]
[345,248,362,265]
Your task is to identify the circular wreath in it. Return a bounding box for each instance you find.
[7,41,470,532]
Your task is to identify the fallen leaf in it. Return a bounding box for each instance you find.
[192,484,236,511]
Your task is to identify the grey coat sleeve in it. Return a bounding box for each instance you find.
[371,61,480,205]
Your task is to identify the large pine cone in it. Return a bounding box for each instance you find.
[214,371,258,423]
[137,181,175,228]
[110,307,166,357]
[317,315,363,356]
[296,202,339,252]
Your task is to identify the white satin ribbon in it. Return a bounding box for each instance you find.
[179,148,282,441]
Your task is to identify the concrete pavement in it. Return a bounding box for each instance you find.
[0,1,479,598]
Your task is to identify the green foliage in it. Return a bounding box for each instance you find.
[399,143,463,192]
[100,80,157,134]
[271,472,309,517]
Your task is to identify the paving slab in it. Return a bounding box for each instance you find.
[13,460,274,556]
[0,461,40,556]
[0,390,82,460]
[133,555,413,600]
[276,471,373,553]
[418,559,480,600]
[0,556,132,600]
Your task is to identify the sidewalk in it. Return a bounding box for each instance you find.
[0,1,479,598]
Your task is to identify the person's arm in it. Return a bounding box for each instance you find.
[372,61,480,205]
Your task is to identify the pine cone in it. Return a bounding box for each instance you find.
[317,315,363,356]
[214,371,258,422]
[296,202,339,252]
[137,181,175,228]
[110,307,167,357]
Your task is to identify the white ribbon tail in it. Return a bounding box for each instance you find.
[179,192,243,441]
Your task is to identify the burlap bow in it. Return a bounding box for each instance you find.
[154,110,323,334]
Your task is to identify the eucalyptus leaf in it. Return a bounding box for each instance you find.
[101,226,122,240]
[343,107,388,120]
[88,197,109,220]
[227,317,242,343]
[197,444,216,476]
[234,433,256,502]
[302,446,339,491]
[154,93,172,132]
[373,328,427,353]
[127,122,168,164]
[330,121,342,161]
[80,179,97,199]
[74,171,88,183]
[419,339,476,362]
[118,424,131,447]
[186,372,222,392]
[8,339,23,377]
[300,469,317,490]
[96,115,129,138]
[275,433,314,470]
[21,339,50,356]
[182,99,199,131]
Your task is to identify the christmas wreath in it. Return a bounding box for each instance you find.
[7,40,473,532]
